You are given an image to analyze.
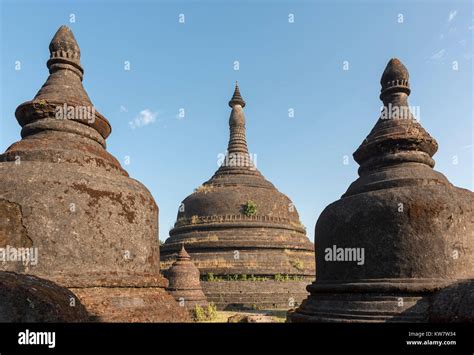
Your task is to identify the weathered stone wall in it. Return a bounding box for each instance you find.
[71,287,188,322]
[201,280,310,310]
[162,241,313,277]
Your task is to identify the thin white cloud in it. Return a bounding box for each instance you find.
[430,49,446,60]
[448,10,458,22]
[129,109,157,129]
[119,105,128,113]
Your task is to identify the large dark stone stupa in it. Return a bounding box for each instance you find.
[0,26,188,322]
[161,84,315,310]
[288,58,474,322]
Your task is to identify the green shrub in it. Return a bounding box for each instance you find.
[192,305,206,322]
[242,200,257,217]
[192,303,218,322]
[206,303,218,321]
[290,259,304,271]
[274,273,284,282]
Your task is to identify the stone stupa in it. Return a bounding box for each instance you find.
[0,26,188,322]
[161,83,315,310]
[288,58,473,322]
[166,245,209,310]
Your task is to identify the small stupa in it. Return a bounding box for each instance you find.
[162,83,315,310]
[166,245,208,310]
[289,58,474,322]
[0,26,188,322]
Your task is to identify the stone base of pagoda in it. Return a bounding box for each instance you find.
[201,279,311,310]
[287,278,466,323]
[167,288,209,310]
[50,273,190,322]
[70,286,189,322]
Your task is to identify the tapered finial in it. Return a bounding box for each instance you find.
[352,57,438,172]
[14,26,112,141]
[380,58,410,99]
[47,25,83,77]
[228,81,246,108]
[177,244,191,260]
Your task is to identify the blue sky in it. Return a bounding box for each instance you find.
[1,0,472,241]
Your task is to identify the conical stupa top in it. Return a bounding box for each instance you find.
[14,25,112,141]
[229,81,246,108]
[380,58,410,98]
[352,57,438,177]
[177,244,191,261]
[34,25,90,101]
[48,26,81,65]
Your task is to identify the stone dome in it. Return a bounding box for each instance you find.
[162,83,314,279]
[176,177,304,231]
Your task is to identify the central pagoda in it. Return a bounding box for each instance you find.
[161,84,315,309]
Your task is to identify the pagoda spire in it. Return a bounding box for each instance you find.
[227,82,249,155]
[34,25,90,101]
[352,58,438,177]
[14,25,111,143]
[208,82,262,178]
[380,57,410,100]
[228,81,246,108]
[47,25,84,79]
[177,244,191,261]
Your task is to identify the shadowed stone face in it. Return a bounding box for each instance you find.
[288,58,474,323]
[0,271,89,322]
[161,83,315,310]
[430,280,474,322]
[0,26,188,322]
